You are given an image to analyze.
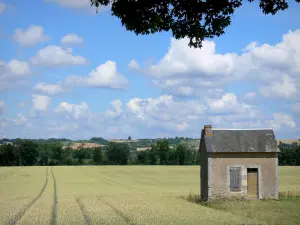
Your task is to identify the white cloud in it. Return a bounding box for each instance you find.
[6,60,31,75]
[128,59,140,70]
[205,93,256,115]
[127,95,206,132]
[267,113,296,131]
[259,74,297,99]
[33,82,66,95]
[292,103,300,113]
[0,59,31,78]
[13,25,49,47]
[0,59,32,90]
[31,61,128,94]
[64,60,128,89]
[54,101,89,120]
[105,100,123,118]
[30,45,88,67]
[12,113,28,126]
[0,2,6,15]
[61,34,83,45]
[0,100,6,114]
[132,30,300,99]
[32,94,51,111]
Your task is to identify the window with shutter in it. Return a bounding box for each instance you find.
[229,167,241,192]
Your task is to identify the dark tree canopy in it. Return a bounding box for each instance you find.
[91,0,300,48]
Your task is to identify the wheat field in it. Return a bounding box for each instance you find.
[0,166,300,225]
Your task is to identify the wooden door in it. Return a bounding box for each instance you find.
[247,168,258,199]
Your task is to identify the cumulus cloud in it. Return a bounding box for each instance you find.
[259,74,297,99]
[32,61,128,95]
[105,100,123,118]
[128,59,140,70]
[32,94,51,111]
[54,101,89,120]
[131,30,300,99]
[64,60,128,89]
[2,91,298,139]
[0,59,32,90]
[33,82,66,95]
[0,59,31,78]
[127,95,206,132]
[12,113,28,126]
[30,45,88,67]
[267,113,296,131]
[13,25,49,47]
[61,34,83,45]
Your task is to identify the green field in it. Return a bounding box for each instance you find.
[0,166,300,225]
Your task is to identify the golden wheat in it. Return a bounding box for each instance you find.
[0,166,299,225]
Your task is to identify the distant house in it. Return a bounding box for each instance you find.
[199,125,279,201]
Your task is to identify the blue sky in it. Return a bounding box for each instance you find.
[0,0,300,140]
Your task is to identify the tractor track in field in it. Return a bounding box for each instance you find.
[75,166,148,192]
[50,167,58,225]
[76,197,92,225]
[7,167,49,225]
[97,197,135,225]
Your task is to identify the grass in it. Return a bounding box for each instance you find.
[0,166,299,225]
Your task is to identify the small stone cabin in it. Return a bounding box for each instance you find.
[199,125,279,201]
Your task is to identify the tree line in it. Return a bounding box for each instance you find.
[0,139,199,166]
[1,140,299,166]
[278,142,300,166]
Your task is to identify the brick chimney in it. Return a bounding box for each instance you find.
[204,125,213,136]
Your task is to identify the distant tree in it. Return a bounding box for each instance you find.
[296,145,300,166]
[20,140,38,166]
[128,136,132,141]
[61,147,74,165]
[137,150,148,164]
[147,145,158,165]
[0,144,17,166]
[167,148,177,165]
[50,143,64,165]
[106,142,130,165]
[93,147,103,165]
[156,140,169,165]
[73,149,86,165]
[90,137,108,145]
[38,144,51,166]
[278,142,299,166]
[176,144,186,165]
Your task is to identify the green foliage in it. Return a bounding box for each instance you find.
[92,147,103,165]
[19,140,39,166]
[1,138,297,166]
[278,142,300,166]
[157,140,169,165]
[90,0,299,48]
[137,150,148,164]
[105,142,130,165]
[176,144,185,165]
[89,137,108,145]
